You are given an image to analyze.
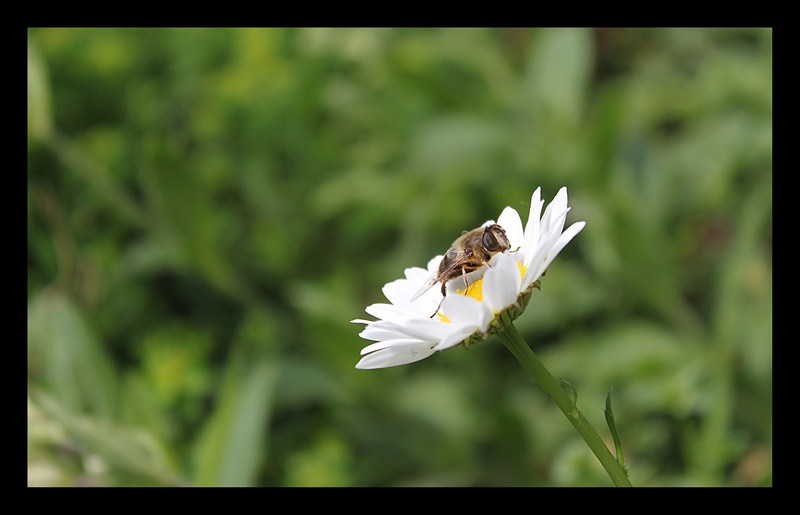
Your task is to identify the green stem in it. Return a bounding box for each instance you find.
[496,322,632,487]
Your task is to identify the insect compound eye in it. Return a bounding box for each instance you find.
[482,228,499,251]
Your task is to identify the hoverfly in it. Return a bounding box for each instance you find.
[410,223,512,317]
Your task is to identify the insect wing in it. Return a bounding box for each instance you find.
[409,250,473,302]
[408,270,441,303]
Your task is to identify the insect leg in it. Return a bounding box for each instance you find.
[429,297,445,319]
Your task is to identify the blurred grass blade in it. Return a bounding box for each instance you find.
[28,290,118,419]
[31,389,184,485]
[524,28,592,124]
[604,388,629,476]
[27,38,53,140]
[192,358,277,486]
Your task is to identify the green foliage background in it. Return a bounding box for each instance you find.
[27,28,772,487]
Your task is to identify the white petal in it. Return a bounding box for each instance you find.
[382,278,416,305]
[439,293,483,326]
[405,266,432,286]
[437,272,493,334]
[410,296,442,319]
[360,338,428,355]
[522,246,553,290]
[364,303,417,324]
[405,257,445,306]
[404,317,461,341]
[522,219,584,290]
[545,221,586,265]
[482,253,521,314]
[357,324,409,342]
[540,211,573,270]
[363,303,402,322]
[521,206,569,285]
[497,206,524,252]
[540,188,569,235]
[356,340,438,369]
[521,246,547,289]
[427,255,444,273]
[437,324,480,350]
[523,188,544,268]
[547,187,569,230]
[479,307,494,332]
[536,221,585,278]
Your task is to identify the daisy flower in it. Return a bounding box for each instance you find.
[353,186,586,369]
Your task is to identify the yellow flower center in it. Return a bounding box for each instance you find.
[458,279,484,302]
[436,261,527,323]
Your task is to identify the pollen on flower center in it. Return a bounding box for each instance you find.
[457,280,484,302]
[455,259,528,303]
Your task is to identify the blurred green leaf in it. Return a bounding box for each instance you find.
[192,356,277,486]
[273,358,345,410]
[27,38,53,140]
[28,289,118,419]
[524,28,593,125]
[31,389,183,486]
[284,430,353,486]
[409,116,507,175]
[604,388,629,475]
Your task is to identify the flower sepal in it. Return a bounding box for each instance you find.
[460,278,539,349]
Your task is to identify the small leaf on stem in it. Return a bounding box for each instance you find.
[560,379,577,407]
[604,388,629,476]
